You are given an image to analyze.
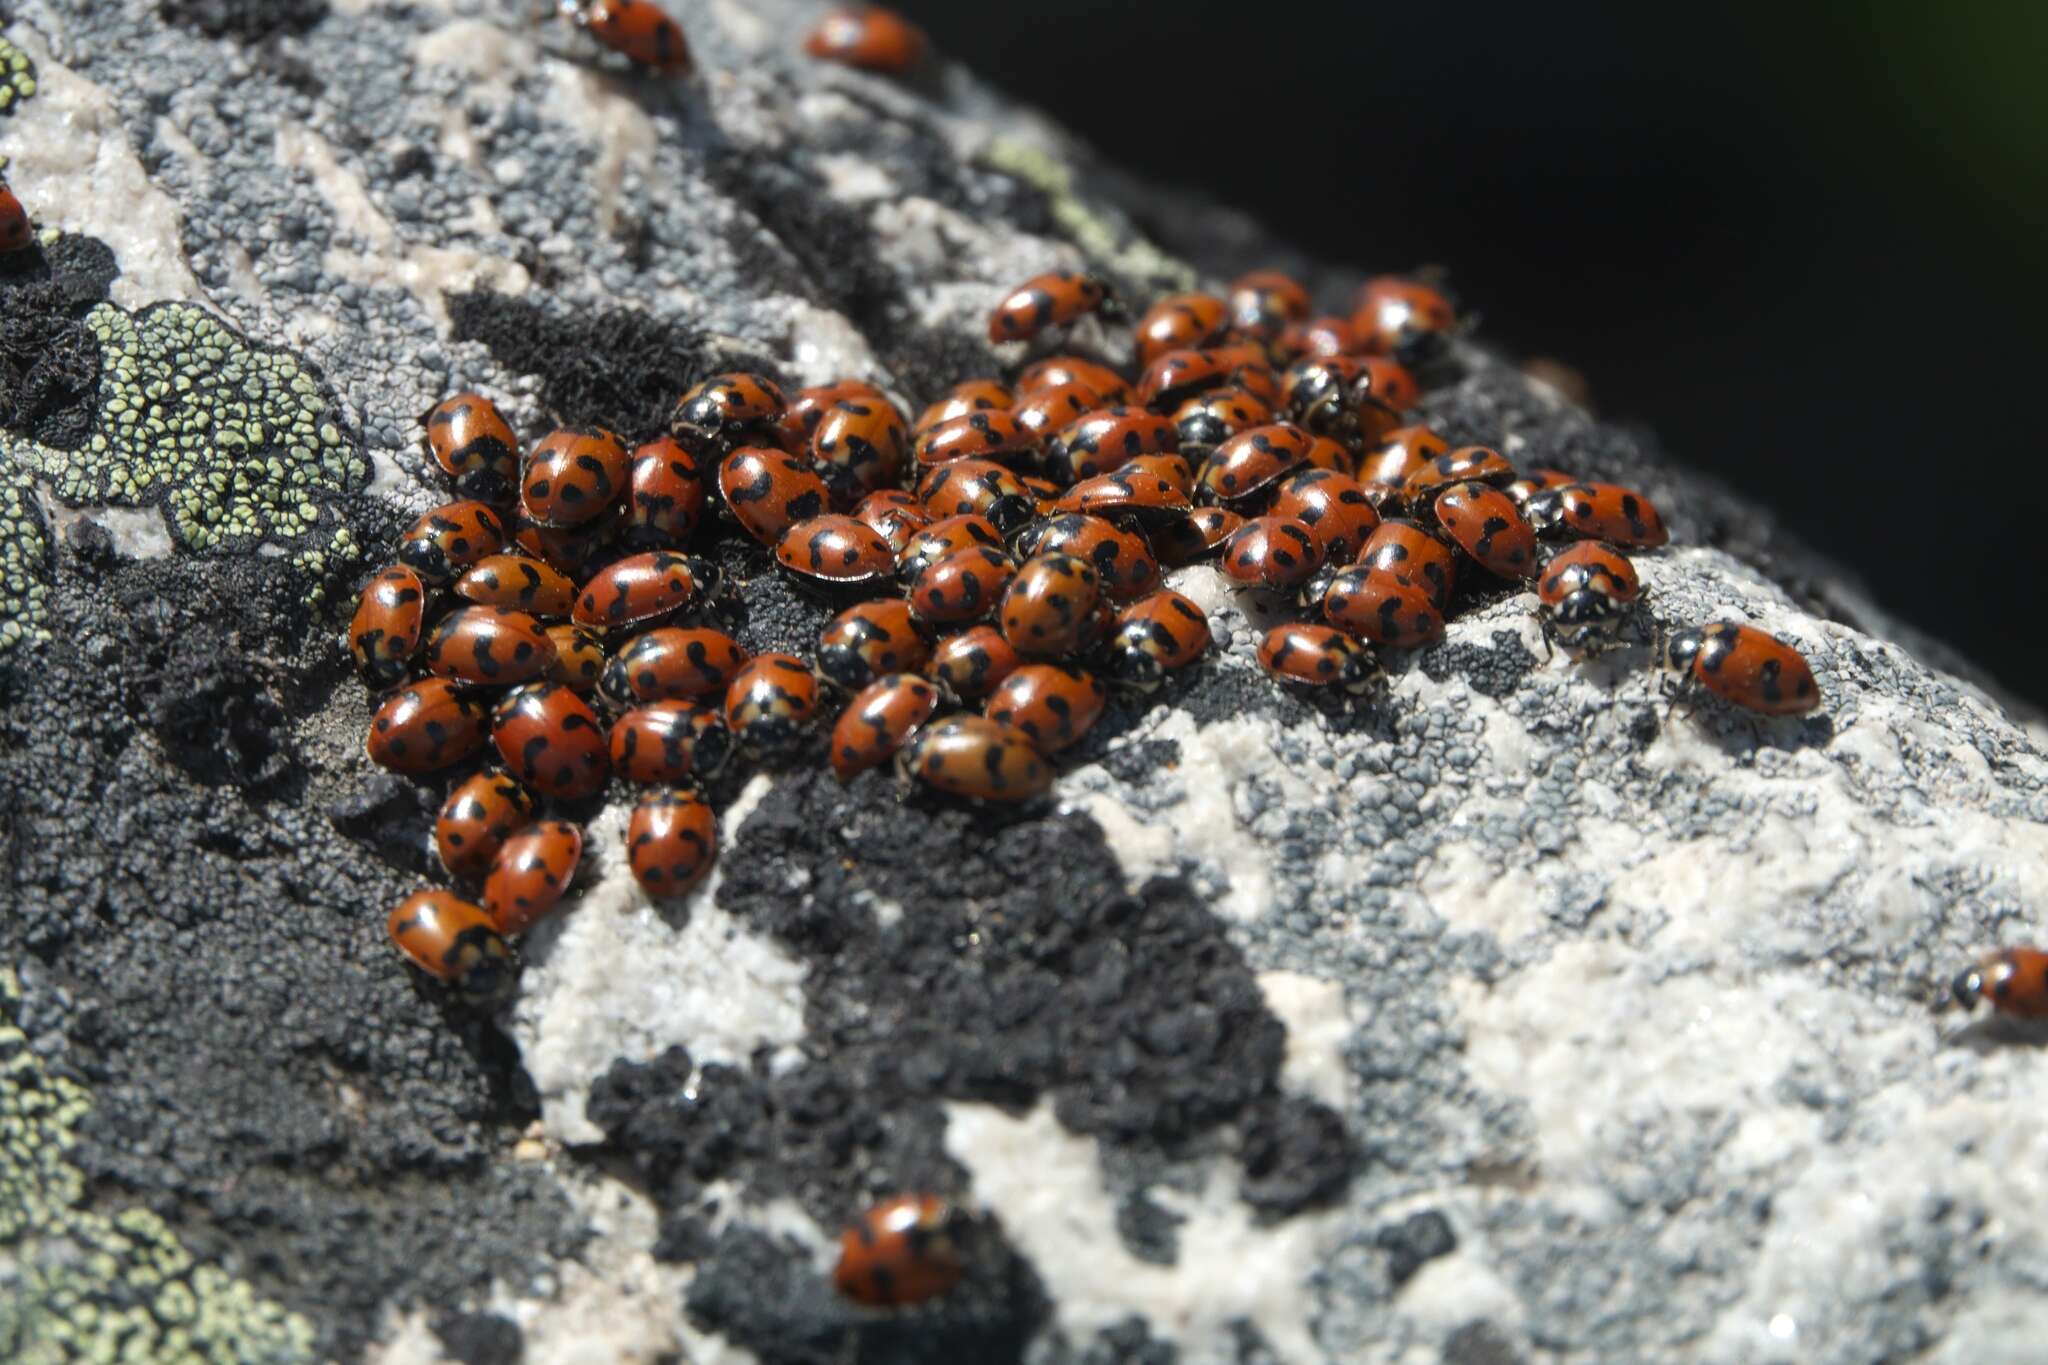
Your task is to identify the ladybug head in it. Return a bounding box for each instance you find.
[1106,645,1165,695]
[1951,965,1985,1011]
[1522,489,1567,534]
[1660,626,1703,676]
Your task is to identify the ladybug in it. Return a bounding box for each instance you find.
[1199,422,1314,504]
[1012,381,1106,446]
[984,663,1106,753]
[348,565,428,688]
[1433,481,1539,579]
[804,4,927,72]
[717,445,832,545]
[1321,567,1446,649]
[388,890,514,1004]
[398,500,508,586]
[1505,466,1576,508]
[1173,385,1275,461]
[622,436,708,548]
[492,682,611,799]
[900,715,1052,802]
[482,820,584,936]
[1277,315,1362,361]
[454,554,579,619]
[424,605,559,686]
[1952,948,2048,1019]
[0,186,31,254]
[509,506,621,581]
[546,623,607,693]
[833,1195,964,1308]
[1282,355,1396,444]
[1221,515,1322,591]
[1102,590,1210,691]
[673,373,789,453]
[1527,481,1670,548]
[1301,435,1352,474]
[421,393,520,502]
[1013,513,1160,601]
[521,427,631,528]
[913,410,1037,468]
[1123,452,1195,499]
[915,458,1036,534]
[852,488,933,555]
[1536,541,1640,653]
[1136,292,1227,365]
[1360,425,1451,487]
[1403,447,1518,509]
[367,679,490,774]
[818,599,934,689]
[988,269,1112,344]
[1256,623,1381,694]
[909,546,1016,626]
[610,699,733,783]
[1038,406,1175,485]
[1000,552,1104,657]
[436,770,538,882]
[1224,270,1312,341]
[784,379,890,446]
[573,551,714,631]
[1015,356,1131,405]
[627,788,718,898]
[601,626,750,706]
[1269,469,1381,562]
[928,624,1024,701]
[897,514,1004,580]
[1352,275,1457,357]
[1661,623,1820,716]
[1360,519,1458,611]
[776,515,898,595]
[1045,465,1191,530]
[813,395,910,503]
[1137,347,1241,412]
[914,379,1014,435]
[568,0,692,72]
[831,674,944,781]
[723,653,824,754]
[1148,506,1242,566]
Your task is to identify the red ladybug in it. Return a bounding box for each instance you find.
[914,379,1014,435]
[1199,423,1314,504]
[1360,425,1450,487]
[1268,469,1381,562]
[909,546,1016,626]
[785,380,891,446]
[623,436,708,548]
[897,513,1005,580]
[522,427,631,529]
[1277,315,1362,361]
[422,606,557,686]
[1015,356,1130,404]
[1257,623,1381,694]
[717,445,831,545]
[546,623,607,693]
[1952,948,2048,1019]
[900,715,1052,802]
[601,626,749,706]
[1433,481,1538,580]
[984,664,1106,753]
[1000,552,1104,657]
[928,624,1024,700]
[509,507,622,582]
[817,599,933,689]
[1505,466,1576,508]
[1321,567,1445,649]
[1528,481,1670,548]
[776,515,898,594]
[916,459,1037,535]
[610,700,732,783]
[1045,465,1191,530]
[724,653,824,754]
[913,410,1037,468]
[1008,377,1098,436]
[1136,292,1227,364]
[1351,275,1458,356]
[399,500,508,585]
[421,393,520,502]
[1173,385,1275,460]
[851,488,933,556]
[988,270,1112,344]
[1136,347,1244,412]
[492,683,611,799]
[348,565,428,688]
[1536,541,1640,653]
[388,890,514,1004]
[367,679,490,773]
[1148,506,1243,566]
[627,788,717,898]
[812,395,909,503]
[570,0,692,73]
[1221,516,1322,591]
[454,554,579,619]
[573,551,714,631]
[437,770,538,882]
[1403,447,1517,509]
[833,1195,964,1307]
[1360,519,1457,611]
[1103,590,1210,690]
[482,820,584,936]
[1224,270,1312,341]
[831,674,944,780]
[1014,513,1160,601]
[1662,623,1820,716]
[673,373,788,452]
[804,5,927,73]
[0,186,32,254]
[1283,355,1408,445]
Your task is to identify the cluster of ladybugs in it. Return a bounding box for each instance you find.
[555,0,927,77]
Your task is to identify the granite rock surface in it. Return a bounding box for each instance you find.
[2,2,2047,1363]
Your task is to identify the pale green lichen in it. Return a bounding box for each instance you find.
[0,969,317,1363]
[0,34,36,114]
[982,137,1199,292]
[0,468,50,652]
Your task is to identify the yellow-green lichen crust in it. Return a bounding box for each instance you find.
[0,969,316,1363]
[0,467,50,651]
[0,34,36,114]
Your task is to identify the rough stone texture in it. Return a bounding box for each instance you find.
[2,2,2047,1363]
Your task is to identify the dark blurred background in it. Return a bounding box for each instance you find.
[893,0,2048,708]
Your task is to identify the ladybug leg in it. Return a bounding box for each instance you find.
[1535,620,1555,663]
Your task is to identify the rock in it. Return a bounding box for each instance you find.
[1,3,2046,1363]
